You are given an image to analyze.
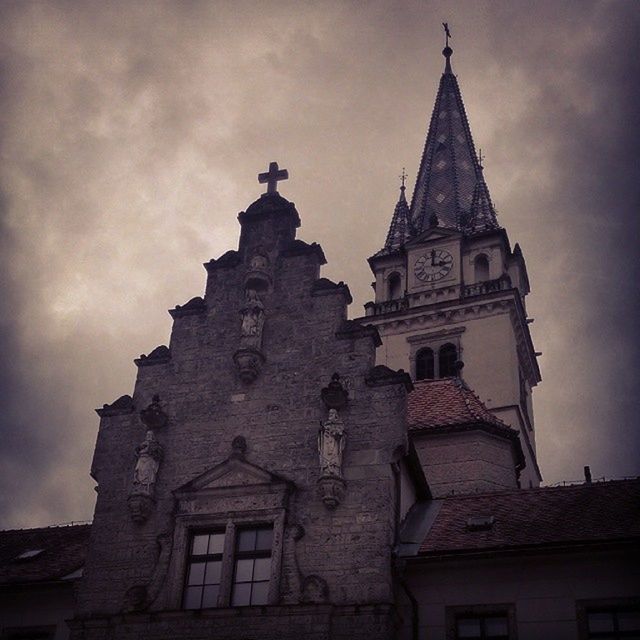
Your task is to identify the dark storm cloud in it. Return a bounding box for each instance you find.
[0,0,638,527]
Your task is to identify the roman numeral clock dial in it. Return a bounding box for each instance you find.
[414,249,454,283]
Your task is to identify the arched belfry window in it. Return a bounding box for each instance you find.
[439,343,458,378]
[415,348,435,381]
[474,254,490,282]
[388,272,402,300]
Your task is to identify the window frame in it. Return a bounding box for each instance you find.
[408,329,464,381]
[445,604,518,640]
[577,598,640,640]
[167,509,285,610]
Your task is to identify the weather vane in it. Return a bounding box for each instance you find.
[442,22,452,47]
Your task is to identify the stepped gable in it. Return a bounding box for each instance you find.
[408,378,507,431]
[417,479,640,557]
[280,239,327,263]
[134,345,170,367]
[0,523,91,585]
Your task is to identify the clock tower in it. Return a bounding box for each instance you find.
[361,41,542,489]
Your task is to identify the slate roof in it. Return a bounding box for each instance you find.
[0,523,91,586]
[417,479,640,557]
[382,184,413,254]
[408,378,507,431]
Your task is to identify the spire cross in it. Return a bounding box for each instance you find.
[442,22,452,47]
[258,161,289,195]
[399,167,408,190]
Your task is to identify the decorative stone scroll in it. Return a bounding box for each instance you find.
[234,285,267,383]
[128,429,164,524]
[317,373,348,509]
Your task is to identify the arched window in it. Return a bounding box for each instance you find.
[415,348,435,381]
[439,343,458,377]
[474,254,490,282]
[388,272,402,300]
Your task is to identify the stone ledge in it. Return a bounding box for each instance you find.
[280,239,327,265]
[365,365,413,390]
[204,250,242,272]
[312,278,353,304]
[134,345,171,367]
[96,394,135,417]
[336,320,381,346]
[169,296,207,319]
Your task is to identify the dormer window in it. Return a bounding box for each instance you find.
[388,272,403,300]
[474,254,490,282]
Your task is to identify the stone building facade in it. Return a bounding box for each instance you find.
[1,37,639,640]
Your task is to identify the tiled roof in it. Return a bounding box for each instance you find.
[417,479,640,557]
[0,523,91,585]
[383,184,413,252]
[408,378,507,431]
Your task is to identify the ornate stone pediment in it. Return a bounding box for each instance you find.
[174,452,293,503]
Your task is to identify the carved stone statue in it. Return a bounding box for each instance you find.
[133,430,163,495]
[128,430,164,524]
[318,409,346,477]
[240,289,265,341]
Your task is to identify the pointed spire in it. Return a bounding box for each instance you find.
[466,163,499,233]
[409,26,492,235]
[383,169,413,252]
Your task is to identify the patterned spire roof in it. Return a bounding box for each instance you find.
[465,166,499,233]
[383,176,413,252]
[409,45,495,234]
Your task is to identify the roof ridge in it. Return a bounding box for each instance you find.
[0,521,92,534]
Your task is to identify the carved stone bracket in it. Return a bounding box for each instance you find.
[127,493,156,525]
[140,395,169,431]
[317,475,346,510]
[233,347,265,384]
[321,373,349,410]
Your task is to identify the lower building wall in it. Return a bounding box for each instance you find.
[402,547,640,640]
[69,603,397,640]
[0,583,77,640]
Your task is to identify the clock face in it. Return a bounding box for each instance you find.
[414,249,454,283]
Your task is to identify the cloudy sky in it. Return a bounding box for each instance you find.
[1,0,638,528]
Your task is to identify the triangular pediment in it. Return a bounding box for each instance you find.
[174,455,290,496]
[405,226,462,248]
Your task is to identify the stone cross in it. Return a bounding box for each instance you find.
[258,161,289,195]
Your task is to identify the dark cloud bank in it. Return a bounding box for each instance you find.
[0,0,638,528]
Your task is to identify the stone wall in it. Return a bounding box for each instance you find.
[73,194,411,639]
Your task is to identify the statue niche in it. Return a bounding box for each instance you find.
[317,408,347,509]
[234,287,267,383]
[128,429,164,524]
[244,249,272,293]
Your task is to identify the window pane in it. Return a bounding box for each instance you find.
[187,561,206,586]
[253,557,271,581]
[485,615,509,637]
[256,528,273,551]
[183,585,202,609]
[439,343,457,377]
[251,581,269,605]
[232,582,252,606]
[588,612,615,633]
[204,560,221,585]
[457,618,481,638]
[208,532,225,555]
[416,348,434,381]
[235,558,254,582]
[192,535,209,556]
[237,529,257,552]
[201,585,219,608]
[619,610,640,631]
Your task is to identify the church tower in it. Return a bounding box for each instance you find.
[362,39,542,490]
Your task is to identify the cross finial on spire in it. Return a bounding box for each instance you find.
[443,22,451,47]
[258,161,289,195]
[399,167,408,191]
[442,22,453,73]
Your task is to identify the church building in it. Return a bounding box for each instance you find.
[1,37,638,640]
